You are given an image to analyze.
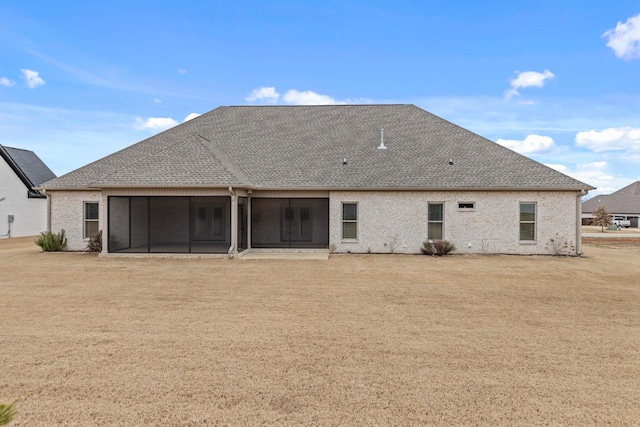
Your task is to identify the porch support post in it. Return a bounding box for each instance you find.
[229,187,238,257]
[101,190,109,255]
[247,195,252,249]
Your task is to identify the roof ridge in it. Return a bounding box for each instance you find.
[87,134,215,186]
[88,133,250,187]
[224,104,411,108]
[195,134,253,186]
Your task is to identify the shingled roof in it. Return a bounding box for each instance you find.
[41,104,592,191]
[1,145,57,197]
[582,181,640,214]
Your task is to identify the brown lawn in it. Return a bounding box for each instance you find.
[1,236,639,426]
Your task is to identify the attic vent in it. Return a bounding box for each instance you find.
[378,128,387,150]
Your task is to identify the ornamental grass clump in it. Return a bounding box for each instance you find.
[0,400,17,425]
[34,229,68,252]
[420,239,455,256]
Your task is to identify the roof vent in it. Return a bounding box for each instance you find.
[378,128,387,150]
[343,157,348,165]
[449,159,454,165]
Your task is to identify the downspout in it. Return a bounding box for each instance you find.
[228,187,238,258]
[46,192,52,232]
[576,191,585,256]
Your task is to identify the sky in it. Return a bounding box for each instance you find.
[1,1,640,196]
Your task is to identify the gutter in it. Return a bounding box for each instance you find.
[38,185,596,192]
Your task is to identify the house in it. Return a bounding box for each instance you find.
[39,104,593,255]
[581,181,640,228]
[0,144,56,238]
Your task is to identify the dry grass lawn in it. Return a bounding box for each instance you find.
[1,236,639,426]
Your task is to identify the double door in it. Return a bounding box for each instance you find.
[192,203,225,241]
[282,202,312,242]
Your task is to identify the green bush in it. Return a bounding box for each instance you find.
[420,239,455,256]
[34,229,68,252]
[0,401,16,425]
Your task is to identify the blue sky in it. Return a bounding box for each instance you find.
[1,1,640,195]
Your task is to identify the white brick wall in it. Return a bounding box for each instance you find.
[49,189,582,255]
[49,190,102,251]
[329,191,581,255]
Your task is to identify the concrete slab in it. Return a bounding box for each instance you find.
[239,251,329,260]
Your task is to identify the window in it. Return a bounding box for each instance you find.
[342,203,357,240]
[519,202,536,241]
[428,203,444,239]
[458,202,475,210]
[84,202,99,239]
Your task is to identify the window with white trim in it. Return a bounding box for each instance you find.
[428,203,444,239]
[519,202,536,241]
[342,202,357,240]
[84,202,99,239]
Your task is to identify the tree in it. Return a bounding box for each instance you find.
[592,205,611,232]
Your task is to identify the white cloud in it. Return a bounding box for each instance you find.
[544,163,567,173]
[505,70,555,98]
[178,68,187,74]
[282,89,342,105]
[603,14,640,60]
[246,86,365,105]
[153,98,162,104]
[575,127,640,152]
[134,117,178,132]
[0,77,15,87]
[246,86,280,103]
[543,161,636,195]
[183,113,201,122]
[496,134,557,154]
[21,69,45,89]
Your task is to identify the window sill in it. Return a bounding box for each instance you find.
[341,239,358,244]
[519,240,537,245]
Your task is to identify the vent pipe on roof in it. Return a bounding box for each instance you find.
[378,128,387,149]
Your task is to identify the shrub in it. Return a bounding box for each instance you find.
[87,230,102,253]
[0,401,17,425]
[34,229,68,252]
[420,239,455,256]
[546,234,574,256]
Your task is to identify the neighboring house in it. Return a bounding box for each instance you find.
[581,181,640,228]
[39,104,593,255]
[0,144,56,238]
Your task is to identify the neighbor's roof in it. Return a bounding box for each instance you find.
[1,144,57,197]
[41,104,592,191]
[582,181,640,214]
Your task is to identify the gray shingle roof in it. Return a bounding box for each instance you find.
[582,181,640,214]
[1,145,57,197]
[41,104,592,191]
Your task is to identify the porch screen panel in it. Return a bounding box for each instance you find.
[150,197,190,253]
[130,197,149,251]
[251,198,329,248]
[109,197,131,252]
